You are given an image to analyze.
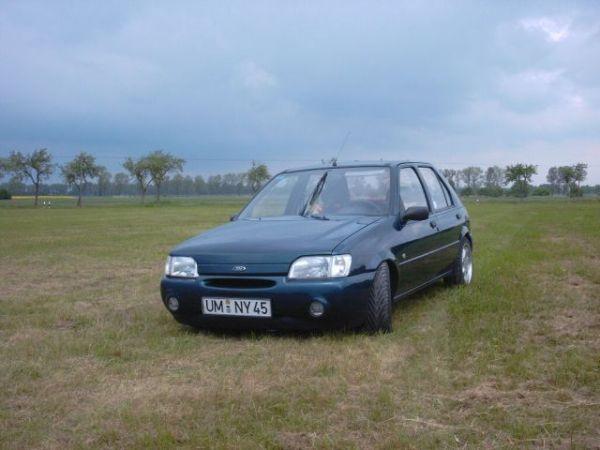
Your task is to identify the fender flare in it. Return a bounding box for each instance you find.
[366,249,396,273]
[461,226,473,249]
[364,250,398,295]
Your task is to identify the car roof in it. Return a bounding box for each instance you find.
[282,160,434,173]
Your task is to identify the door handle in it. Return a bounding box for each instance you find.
[430,220,437,229]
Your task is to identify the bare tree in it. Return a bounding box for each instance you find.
[484,166,505,188]
[441,169,460,189]
[460,167,483,193]
[62,152,101,207]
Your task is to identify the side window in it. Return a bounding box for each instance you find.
[419,167,449,211]
[398,168,428,209]
[441,180,453,206]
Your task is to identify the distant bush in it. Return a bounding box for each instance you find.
[478,186,504,197]
[568,185,583,198]
[460,187,474,196]
[0,189,11,200]
[509,180,530,198]
[531,186,551,196]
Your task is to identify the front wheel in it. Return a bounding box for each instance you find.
[446,239,473,285]
[363,263,392,333]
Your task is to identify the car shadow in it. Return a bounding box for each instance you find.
[392,279,448,314]
[179,324,342,340]
[177,280,450,339]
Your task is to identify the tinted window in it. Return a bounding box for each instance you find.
[441,180,452,206]
[419,167,449,211]
[246,173,302,218]
[398,168,428,209]
[345,169,390,203]
[308,168,390,216]
[240,167,391,219]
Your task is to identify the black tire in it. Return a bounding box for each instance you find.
[445,238,473,286]
[363,263,393,333]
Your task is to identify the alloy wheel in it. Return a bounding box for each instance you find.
[462,244,473,284]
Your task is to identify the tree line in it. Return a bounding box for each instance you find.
[0,149,271,206]
[1,150,597,205]
[441,163,596,198]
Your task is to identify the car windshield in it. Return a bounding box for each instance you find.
[239,167,391,219]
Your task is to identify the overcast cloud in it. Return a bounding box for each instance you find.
[1,0,599,182]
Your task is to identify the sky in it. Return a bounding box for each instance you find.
[1,0,599,183]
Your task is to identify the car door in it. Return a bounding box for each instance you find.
[391,166,440,295]
[417,166,462,276]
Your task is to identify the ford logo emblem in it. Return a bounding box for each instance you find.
[232,265,247,272]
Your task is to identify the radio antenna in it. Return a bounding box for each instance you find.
[332,131,351,167]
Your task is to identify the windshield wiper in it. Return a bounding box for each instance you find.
[300,171,328,218]
[306,213,329,220]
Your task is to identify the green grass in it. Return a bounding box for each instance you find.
[1,196,598,448]
[0,194,250,209]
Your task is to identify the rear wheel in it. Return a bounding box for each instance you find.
[363,263,392,333]
[445,239,473,285]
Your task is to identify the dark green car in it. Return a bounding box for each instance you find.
[161,161,473,332]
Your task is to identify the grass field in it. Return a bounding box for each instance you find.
[1,197,599,448]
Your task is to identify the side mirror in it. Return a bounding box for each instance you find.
[230,214,238,222]
[395,206,429,228]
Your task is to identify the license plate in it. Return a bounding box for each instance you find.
[202,297,272,318]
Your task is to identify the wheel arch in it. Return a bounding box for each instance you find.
[367,252,398,297]
[461,226,473,250]
[384,259,398,296]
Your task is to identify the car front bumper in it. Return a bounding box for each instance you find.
[160,272,374,331]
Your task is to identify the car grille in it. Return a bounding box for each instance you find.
[203,278,276,289]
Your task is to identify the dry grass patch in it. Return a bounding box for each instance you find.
[1,198,599,448]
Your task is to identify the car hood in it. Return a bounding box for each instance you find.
[171,216,380,265]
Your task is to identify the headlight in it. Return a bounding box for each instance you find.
[165,256,198,278]
[288,255,352,279]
